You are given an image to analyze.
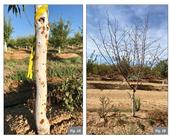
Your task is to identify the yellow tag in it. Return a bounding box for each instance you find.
[27,47,34,79]
[35,5,48,21]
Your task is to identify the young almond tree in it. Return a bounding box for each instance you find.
[90,14,167,117]
[4,18,13,52]
[49,18,71,53]
[34,5,50,134]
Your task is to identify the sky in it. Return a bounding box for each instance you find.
[87,5,168,64]
[4,5,83,38]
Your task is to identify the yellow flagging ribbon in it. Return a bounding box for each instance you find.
[35,5,48,21]
[27,5,48,79]
[27,47,34,79]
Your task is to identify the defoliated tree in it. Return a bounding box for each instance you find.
[4,18,13,52]
[91,14,166,117]
[49,17,71,53]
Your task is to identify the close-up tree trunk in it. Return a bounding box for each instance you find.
[35,5,50,134]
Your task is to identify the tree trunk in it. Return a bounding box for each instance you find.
[4,41,7,52]
[58,46,61,53]
[35,5,50,134]
[132,89,136,117]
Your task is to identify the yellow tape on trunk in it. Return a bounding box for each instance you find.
[27,5,48,79]
[35,5,48,21]
[27,47,34,79]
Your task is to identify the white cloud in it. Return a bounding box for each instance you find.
[87,5,168,62]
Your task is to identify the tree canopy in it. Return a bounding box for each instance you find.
[4,18,13,43]
[49,17,71,49]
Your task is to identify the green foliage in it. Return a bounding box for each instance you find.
[9,35,35,48]
[47,62,81,78]
[4,58,29,81]
[141,66,152,78]
[87,63,117,78]
[4,18,13,43]
[10,70,27,81]
[98,96,112,126]
[58,76,83,111]
[7,5,25,16]
[61,57,82,64]
[152,59,168,78]
[15,36,35,48]
[87,50,97,74]
[68,31,83,46]
[87,57,168,80]
[49,17,71,49]
[134,96,141,112]
[8,39,16,48]
[5,59,81,81]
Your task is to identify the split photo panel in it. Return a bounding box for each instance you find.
[3,4,168,135]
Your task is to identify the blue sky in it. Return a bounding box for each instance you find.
[87,5,168,64]
[4,5,83,38]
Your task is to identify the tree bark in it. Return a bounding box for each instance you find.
[58,46,61,53]
[132,89,136,117]
[4,41,7,52]
[35,5,50,134]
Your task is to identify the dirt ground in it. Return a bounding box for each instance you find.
[55,53,80,59]
[4,49,30,60]
[4,49,80,60]
[5,104,82,135]
[4,79,82,135]
[87,81,168,135]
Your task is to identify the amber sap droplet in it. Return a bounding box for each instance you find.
[40,119,44,124]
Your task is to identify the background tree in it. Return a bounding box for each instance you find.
[152,59,168,79]
[49,17,71,53]
[4,18,13,52]
[68,27,83,47]
[73,31,83,46]
[87,50,98,75]
[90,14,167,117]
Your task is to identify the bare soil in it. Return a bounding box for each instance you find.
[4,49,83,135]
[5,104,82,135]
[87,80,168,135]
[4,49,29,60]
[51,53,80,59]
[4,79,82,135]
[4,49,80,60]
